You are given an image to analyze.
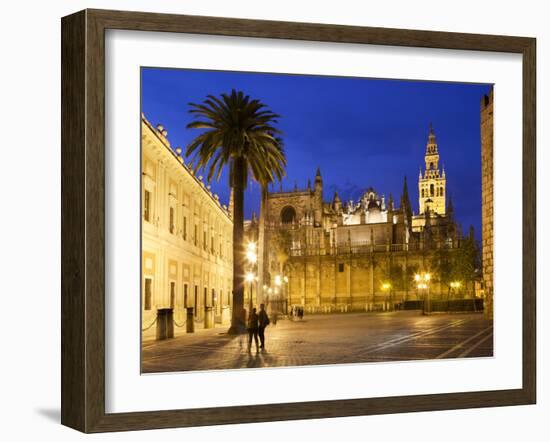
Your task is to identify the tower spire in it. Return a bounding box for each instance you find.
[426,122,438,155]
[419,123,445,215]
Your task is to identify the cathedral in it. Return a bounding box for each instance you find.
[250,125,468,313]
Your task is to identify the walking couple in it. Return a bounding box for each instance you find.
[246,303,270,352]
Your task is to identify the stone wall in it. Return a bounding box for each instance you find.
[481,90,494,319]
[283,251,445,313]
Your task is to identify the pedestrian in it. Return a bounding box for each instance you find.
[299,306,304,320]
[258,303,270,350]
[246,307,259,352]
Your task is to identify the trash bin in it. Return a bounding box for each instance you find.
[186,307,195,333]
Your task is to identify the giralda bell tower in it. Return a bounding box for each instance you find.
[418,123,446,215]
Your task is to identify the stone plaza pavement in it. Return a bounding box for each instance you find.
[141,311,493,373]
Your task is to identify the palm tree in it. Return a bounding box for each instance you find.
[186,90,286,333]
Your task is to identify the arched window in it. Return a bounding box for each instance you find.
[430,184,434,196]
[421,189,425,198]
[429,162,434,170]
[440,187,444,197]
[281,206,297,224]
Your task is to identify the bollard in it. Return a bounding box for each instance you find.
[156,309,167,340]
[204,306,213,329]
[221,305,231,325]
[186,307,195,333]
[166,308,174,338]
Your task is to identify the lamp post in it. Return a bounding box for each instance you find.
[245,241,257,310]
[450,281,461,297]
[245,272,255,311]
[450,280,462,312]
[415,272,431,315]
[381,282,392,311]
[283,275,289,314]
[274,275,282,314]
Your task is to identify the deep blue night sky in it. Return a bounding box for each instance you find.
[141,68,491,239]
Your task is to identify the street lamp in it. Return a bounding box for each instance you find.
[245,271,256,310]
[244,241,258,309]
[273,275,283,314]
[415,272,431,315]
[246,242,257,264]
[450,280,461,296]
[381,282,392,311]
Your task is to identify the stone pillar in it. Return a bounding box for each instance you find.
[186,307,195,333]
[166,308,174,338]
[481,90,494,319]
[155,309,168,340]
[204,306,213,329]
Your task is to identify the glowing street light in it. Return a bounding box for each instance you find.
[244,241,258,308]
[274,275,282,286]
[246,250,257,264]
[414,273,431,284]
[381,282,392,311]
[415,272,431,314]
[245,241,258,264]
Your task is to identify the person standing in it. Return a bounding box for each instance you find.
[258,303,270,350]
[247,307,259,352]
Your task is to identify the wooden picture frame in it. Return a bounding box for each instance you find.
[61,8,536,433]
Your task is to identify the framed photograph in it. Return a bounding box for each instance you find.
[61,9,536,433]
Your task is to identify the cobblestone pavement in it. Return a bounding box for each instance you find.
[141,311,493,373]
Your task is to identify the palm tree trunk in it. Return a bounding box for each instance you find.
[257,185,267,307]
[229,156,246,334]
